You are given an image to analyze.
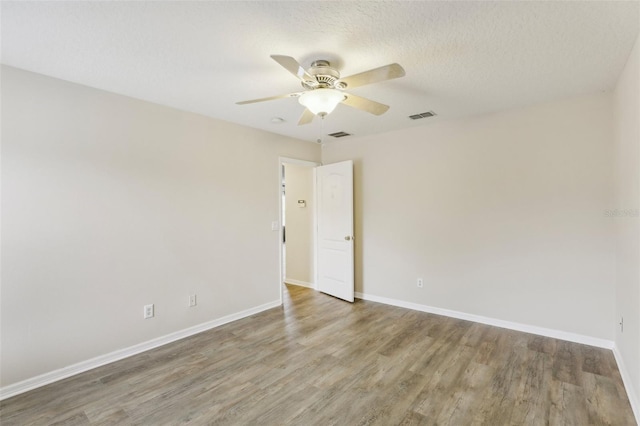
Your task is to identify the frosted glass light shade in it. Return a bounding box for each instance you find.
[298,89,345,116]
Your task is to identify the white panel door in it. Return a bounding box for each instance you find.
[316,160,354,302]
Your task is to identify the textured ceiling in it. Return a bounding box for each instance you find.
[2,1,639,143]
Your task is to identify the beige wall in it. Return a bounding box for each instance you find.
[323,92,615,340]
[613,33,640,409]
[0,66,321,387]
[284,163,314,285]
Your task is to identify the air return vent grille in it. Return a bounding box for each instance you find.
[328,131,351,138]
[409,111,436,120]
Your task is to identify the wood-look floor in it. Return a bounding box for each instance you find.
[1,285,636,425]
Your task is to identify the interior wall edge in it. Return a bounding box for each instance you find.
[0,299,281,401]
[613,343,640,424]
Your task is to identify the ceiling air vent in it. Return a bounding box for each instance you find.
[328,131,351,138]
[409,111,436,120]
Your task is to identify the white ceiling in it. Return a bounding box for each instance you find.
[2,1,639,143]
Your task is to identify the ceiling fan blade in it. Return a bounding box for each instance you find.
[337,63,405,89]
[271,55,315,83]
[236,92,301,105]
[342,93,390,115]
[298,108,315,125]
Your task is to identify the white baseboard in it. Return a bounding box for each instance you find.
[613,344,640,424]
[354,292,614,349]
[0,300,281,401]
[284,278,315,289]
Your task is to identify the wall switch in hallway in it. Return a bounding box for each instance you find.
[189,294,197,307]
[144,304,154,319]
[417,278,423,288]
[271,221,279,231]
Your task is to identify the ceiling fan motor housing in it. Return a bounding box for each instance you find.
[303,60,341,90]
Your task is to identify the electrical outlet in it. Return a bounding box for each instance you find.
[189,294,197,307]
[144,304,154,319]
[417,278,423,288]
[620,316,624,332]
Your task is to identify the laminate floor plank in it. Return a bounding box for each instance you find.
[1,285,636,425]
[411,345,478,419]
[549,380,591,426]
[553,340,585,387]
[433,361,495,425]
[356,369,434,426]
[509,350,553,426]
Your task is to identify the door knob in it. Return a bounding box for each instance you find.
[345,236,352,241]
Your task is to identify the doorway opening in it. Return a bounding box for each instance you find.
[278,157,320,304]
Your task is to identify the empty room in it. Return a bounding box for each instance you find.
[1,1,639,425]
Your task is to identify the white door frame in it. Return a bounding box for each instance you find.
[278,157,321,305]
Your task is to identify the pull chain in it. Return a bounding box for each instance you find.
[316,112,327,144]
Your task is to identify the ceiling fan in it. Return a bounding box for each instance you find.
[236,55,406,125]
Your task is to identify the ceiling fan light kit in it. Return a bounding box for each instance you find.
[237,55,406,125]
[298,88,345,116]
